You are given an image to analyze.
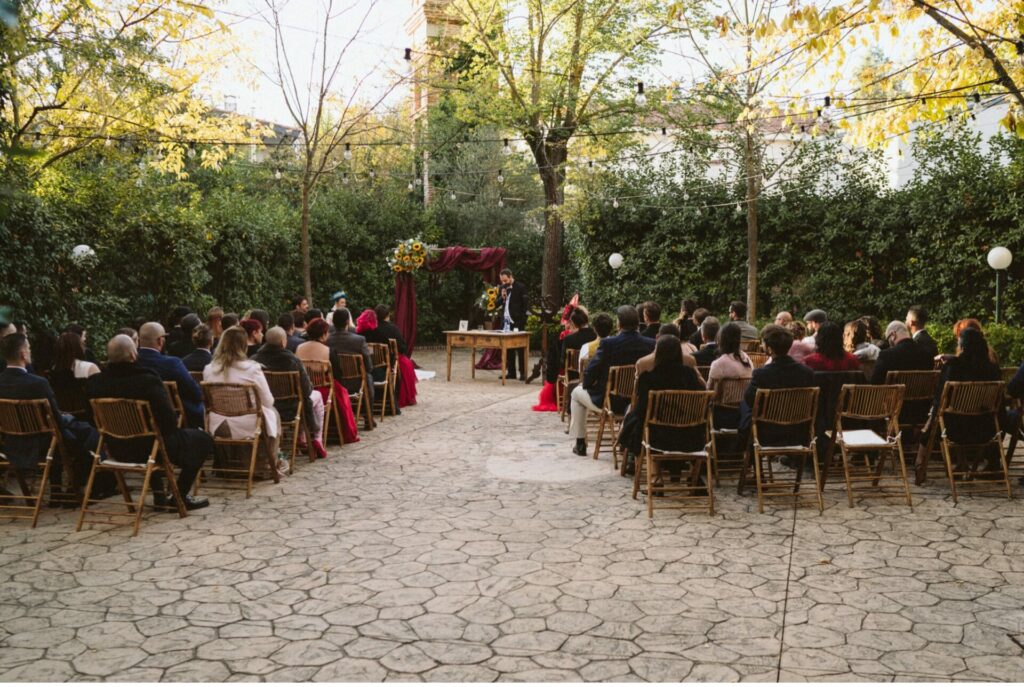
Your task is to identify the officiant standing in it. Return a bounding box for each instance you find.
[497,268,528,382]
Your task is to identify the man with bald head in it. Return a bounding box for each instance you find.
[870,321,933,385]
[86,335,212,510]
[137,322,204,428]
[774,311,793,327]
[253,327,326,458]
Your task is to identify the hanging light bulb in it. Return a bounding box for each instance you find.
[404,48,412,61]
[635,81,647,107]
[407,181,414,191]
[736,203,743,214]
[661,126,667,137]
[612,198,620,209]
[497,169,504,183]
[344,143,352,160]
[187,146,196,158]
[343,172,350,184]
[414,177,422,187]
[104,137,113,148]
[274,169,282,180]
[502,139,511,155]
[824,95,831,108]
[449,190,457,201]
[498,197,504,208]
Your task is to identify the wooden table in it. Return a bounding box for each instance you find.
[444,330,530,386]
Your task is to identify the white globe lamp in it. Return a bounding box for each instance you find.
[71,244,95,261]
[987,246,1012,323]
[608,253,624,270]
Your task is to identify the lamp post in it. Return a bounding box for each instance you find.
[609,253,624,304]
[987,246,1012,323]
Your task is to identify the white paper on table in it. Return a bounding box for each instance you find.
[415,370,436,381]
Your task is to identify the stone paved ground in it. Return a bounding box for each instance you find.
[2,349,1024,682]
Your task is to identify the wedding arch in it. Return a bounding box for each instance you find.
[393,245,507,355]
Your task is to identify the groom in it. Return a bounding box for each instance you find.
[497,268,528,381]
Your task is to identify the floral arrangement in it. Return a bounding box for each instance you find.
[477,284,501,316]
[388,238,428,273]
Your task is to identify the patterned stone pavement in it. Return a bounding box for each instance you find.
[2,349,1024,682]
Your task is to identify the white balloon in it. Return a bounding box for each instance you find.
[72,244,95,261]
[608,252,624,270]
[987,246,1012,270]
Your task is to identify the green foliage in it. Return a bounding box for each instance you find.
[927,322,1024,365]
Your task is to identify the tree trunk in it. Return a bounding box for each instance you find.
[743,130,759,321]
[300,180,313,304]
[535,143,567,308]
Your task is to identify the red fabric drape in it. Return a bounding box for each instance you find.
[393,247,507,356]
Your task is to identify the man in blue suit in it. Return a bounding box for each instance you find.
[568,305,655,456]
[136,322,204,429]
[739,325,815,446]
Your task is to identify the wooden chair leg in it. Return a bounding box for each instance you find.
[76,455,100,532]
[114,471,134,512]
[753,449,765,514]
[133,464,155,536]
[941,439,959,504]
[593,413,606,460]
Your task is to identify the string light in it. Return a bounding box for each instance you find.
[497,169,504,183]
[613,198,620,209]
[497,197,504,208]
[407,181,414,191]
[824,95,831,108]
[187,146,196,158]
[343,143,352,160]
[274,169,282,179]
[661,127,667,137]
[404,48,412,61]
[414,177,422,187]
[343,172,349,184]
[502,139,511,155]
[449,190,456,201]
[635,81,647,108]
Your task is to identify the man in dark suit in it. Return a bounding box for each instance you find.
[372,305,409,357]
[278,313,305,353]
[906,305,938,360]
[692,317,721,366]
[181,325,214,373]
[86,335,212,510]
[639,301,662,339]
[0,333,99,501]
[870,321,934,384]
[253,326,321,448]
[136,322,205,429]
[497,268,528,381]
[166,313,201,358]
[568,305,654,456]
[739,325,815,446]
[327,308,374,421]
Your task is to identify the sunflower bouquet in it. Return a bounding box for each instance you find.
[387,238,428,273]
[477,285,501,317]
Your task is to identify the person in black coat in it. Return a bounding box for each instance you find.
[545,308,597,385]
[181,325,214,373]
[568,305,655,455]
[0,333,98,498]
[85,335,212,510]
[906,305,939,360]
[497,268,528,380]
[369,305,409,357]
[739,325,816,447]
[932,328,1002,445]
[692,317,721,366]
[639,301,662,339]
[252,327,320,441]
[870,321,934,384]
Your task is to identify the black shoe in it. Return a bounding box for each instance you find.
[156,494,209,511]
[572,440,588,456]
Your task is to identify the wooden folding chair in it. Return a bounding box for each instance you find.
[337,354,374,430]
[748,352,769,369]
[936,381,1012,503]
[303,360,343,447]
[51,376,89,420]
[860,359,876,381]
[368,343,396,422]
[264,371,315,475]
[189,370,205,386]
[557,348,581,423]
[710,377,749,483]
[824,384,912,507]
[200,382,272,498]
[593,365,636,469]
[163,381,185,429]
[388,339,401,406]
[697,366,711,381]
[740,339,762,353]
[743,387,822,513]
[887,370,942,484]
[0,399,60,527]
[77,398,186,536]
[632,390,716,516]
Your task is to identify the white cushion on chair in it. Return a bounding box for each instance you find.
[839,429,889,447]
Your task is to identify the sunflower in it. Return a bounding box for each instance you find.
[414,256,424,265]
[412,241,423,252]
[392,264,402,273]
[487,299,496,310]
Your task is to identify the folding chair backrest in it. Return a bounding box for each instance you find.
[740,339,762,353]
[886,370,940,403]
[189,370,205,385]
[712,377,748,410]
[337,354,367,383]
[838,384,904,436]
[753,387,819,426]
[939,381,1004,417]
[0,398,59,437]
[302,359,334,388]
[388,339,400,367]
[369,343,390,371]
[646,390,713,430]
[163,381,185,426]
[607,365,637,404]
[264,370,302,402]
[697,366,711,380]
[564,349,581,380]
[51,375,88,416]
[201,382,262,417]
[90,398,158,440]
[748,352,769,369]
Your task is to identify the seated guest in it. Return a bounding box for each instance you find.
[946,318,999,365]
[906,305,938,360]
[207,307,225,341]
[64,323,97,363]
[329,291,348,314]
[870,321,934,384]
[640,301,662,339]
[167,313,201,358]
[240,318,264,358]
[774,311,793,327]
[688,308,710,348]
[536,306,596,412]
[182,325,215,373]
[278,313,304,353]
[370,304,416,407]
[804,322,861,371]
[327,309,374,420]
[53,331,100,379]
[802,309,827,346]
[862,316,887,349]
[203,326,282,476]
[674,299,699,341]
[221,312,240,330]
[371,305,408,356]
[618,334,706,472]
[296,318,359,444]
[163,307,193,354]
[306,308,323,323]
[354,310,388,384]
[728,301,759,340]
[246,309,271,336]
[254,326,327,459]
[0,333,100,501]
[137,322,205,429]
[706,323,752,390]
[932,327,1001,445]
[636,323,700,378]
[86,335,212,509]
[739,325,815,442]
[692,317,721,366]
[579,313,615,371]
[785,321,814,364]
[561,308,598,365]
[117,327,139,348]
[291,310,308,341]
[290,296,310,313]
[844,319,880,362]
[569,306,654,456]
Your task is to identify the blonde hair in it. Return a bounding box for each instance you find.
[212,326,249,374]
